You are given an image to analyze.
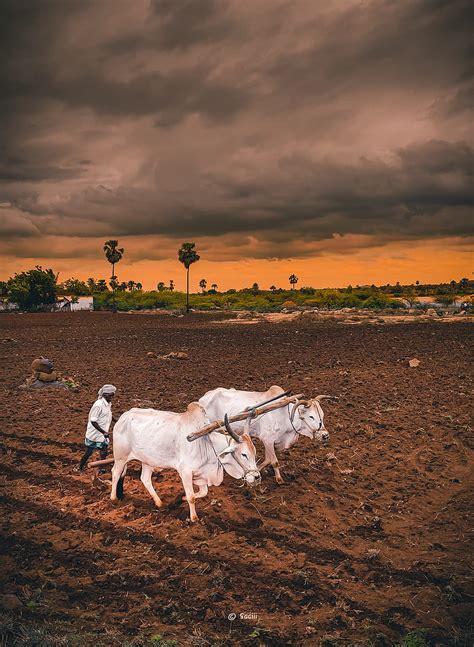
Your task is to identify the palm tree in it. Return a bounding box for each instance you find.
[199,278,207,293]
[252,282,259,294]
[127,280,135,291]
[211,283,218,291]
[109,276,119,292]
[96,279,108,292]
[169,279,175,291]
[289,274,298,290]
[157,282,165,292]
[178,243,200,312]
[104,240,124,312]
[136,282,143,290]
[269,285,276,292]
[87,277,97,293]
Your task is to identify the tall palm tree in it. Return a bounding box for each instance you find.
[86,277,97,293]
[199,278,207,293]
[178,242,200,313]
[289,274,298,290]
[104,240,124,312]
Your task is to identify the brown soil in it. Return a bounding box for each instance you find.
[0,312,472,646]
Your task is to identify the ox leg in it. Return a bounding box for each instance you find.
[195,483,208,499]
[140,464,163,508]
[111,459,127,502]
[265,443,284,484]
[181,470,198,522]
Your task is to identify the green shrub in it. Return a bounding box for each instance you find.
[149,635,178,647]
[364,294,405,309]
[395,629,428,647]
[93,287,407,313]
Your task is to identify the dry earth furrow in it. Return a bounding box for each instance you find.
[0,491,339,611]
[0,429,83,451]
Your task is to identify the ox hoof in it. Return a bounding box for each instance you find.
[275,476,284,485]
[154,499,163,508]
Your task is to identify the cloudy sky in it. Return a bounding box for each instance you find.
[1,0,472,290]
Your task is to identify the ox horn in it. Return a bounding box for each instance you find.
[290,398,310,422]
[243,413,252,436]
[224,413,242,443]
[314,395,338,402]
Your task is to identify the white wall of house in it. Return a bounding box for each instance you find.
[0,301,19,311]
[70,296,94,311]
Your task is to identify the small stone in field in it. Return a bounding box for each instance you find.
[409,358,421,367]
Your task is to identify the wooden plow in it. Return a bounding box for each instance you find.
[186,391,303,441]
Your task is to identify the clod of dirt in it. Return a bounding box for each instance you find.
[338,467,354,475]
[409,358,421,367]
[148,351,188,360]
[366,549,381,560]
[0,594,22,611]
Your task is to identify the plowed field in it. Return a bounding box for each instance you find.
[0,312,472,646]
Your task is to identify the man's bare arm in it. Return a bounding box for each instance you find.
[91,421,108,436]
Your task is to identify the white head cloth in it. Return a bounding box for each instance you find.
[98,384,117,398]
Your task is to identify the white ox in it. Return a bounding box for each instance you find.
[199,385,330,484]
[110,402,260,522]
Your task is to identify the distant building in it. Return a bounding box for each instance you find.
[0,299,19,311]
[56,296,94,311]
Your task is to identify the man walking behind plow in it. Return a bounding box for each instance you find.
[79,384,117,471]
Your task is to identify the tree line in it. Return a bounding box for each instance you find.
[0,238,472,311]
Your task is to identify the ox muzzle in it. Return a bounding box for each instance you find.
[314,428,330,445]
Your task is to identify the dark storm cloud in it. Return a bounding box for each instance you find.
[276,1,472,83]
[0,0,472,260]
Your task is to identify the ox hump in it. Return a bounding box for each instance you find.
[267,385,285,397]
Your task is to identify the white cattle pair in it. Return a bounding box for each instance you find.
[111,386,331,521]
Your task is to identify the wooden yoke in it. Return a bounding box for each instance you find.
[186,393,304,442]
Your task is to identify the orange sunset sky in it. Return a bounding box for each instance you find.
[1,1,472,291]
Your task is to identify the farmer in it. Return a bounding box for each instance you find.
[79,384,117,471]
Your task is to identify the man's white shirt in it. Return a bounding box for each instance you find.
[86,397,112,442]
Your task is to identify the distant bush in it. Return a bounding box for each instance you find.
[7,266,57,310]
[93,287,407,312]
[434,294,456,306]
[364,294,404,309]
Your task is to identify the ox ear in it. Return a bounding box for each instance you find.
[218,445,236,458]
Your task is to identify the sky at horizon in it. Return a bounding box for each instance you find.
[1,0,472,291]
